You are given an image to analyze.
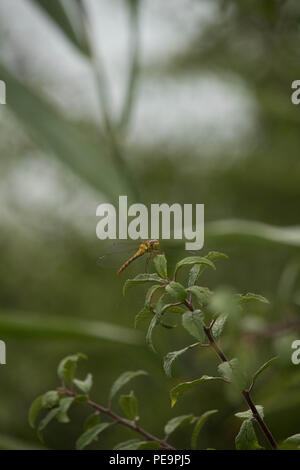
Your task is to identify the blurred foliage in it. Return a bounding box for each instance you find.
[0,0,300,449]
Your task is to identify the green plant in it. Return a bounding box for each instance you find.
[29,353,216,450]
[29,252,300,450]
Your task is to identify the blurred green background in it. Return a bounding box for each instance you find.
[1,0,300,450]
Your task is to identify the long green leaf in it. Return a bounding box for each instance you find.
[0,310,141,345]
[0,66,130,202]
[30,0,89,54]
[207,219,300,247]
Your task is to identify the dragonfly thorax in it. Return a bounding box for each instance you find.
[140,240,160,253]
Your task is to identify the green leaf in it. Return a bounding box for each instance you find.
[186,286,212,308]
[31,0,89,55]
[0,310,141,345]
[56,397,75,424]
[218,359,248,390]
[170,376,225,407]
[187,252,228,286]
[37,408,60,442]
[182,310,204,341]
[205,251,229,262]
[145,299,174,352]
[138,441,161,449]
[109,370,148,401]
[146,311,162,352]
[57,353,87,385]
[164,415,194,436]
[114,439,161,450]
[134,307,153,329]
[235,419,263,450]
[252,357,278,386]
[164,306,186,314]
[153,254,168,278]
[212,313,228,339]
[165,282,187,302]
[123,274,165,295]
[84,413,101,431]
[206,219,300,248]
[281,434,300,450]
[235,406,264,420]
[114,439,143,450]
[237,293,269,304]
[41,391,60,408]
[119,391,139,421]
[76,423,111,450]
[191,410,218,449]
[28,395,44,428]
[175,257,215,276]
[0,65,130,202]
[74,373,93,394]
[163,343,200,377]
[188,265,201,287]
[145,285,163,309]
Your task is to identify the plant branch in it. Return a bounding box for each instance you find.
[59,387,175,450]
[184,300,278,449]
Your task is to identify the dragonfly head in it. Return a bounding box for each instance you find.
[148,239,160,252]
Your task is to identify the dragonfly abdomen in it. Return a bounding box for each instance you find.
[117,248,146,275]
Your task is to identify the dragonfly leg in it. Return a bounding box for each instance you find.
[145,254,153,273]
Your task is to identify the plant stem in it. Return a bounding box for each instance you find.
[184,300,278,449]
[60,387,175,450]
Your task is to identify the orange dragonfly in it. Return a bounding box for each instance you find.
[97,239,162,275]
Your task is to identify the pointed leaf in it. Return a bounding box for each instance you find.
[281,434,300,450]
[237,293,269,304]
[182,310,204,341]
[145,285,163,309]
[41,391,60,408]
[109,370,148,401]
[119,391,139,421]
[153,255,168,279]
[28,395,44,428]
[56,397,75,424]
[186,286,212,308]
[235,406,264,420]
[74,373,93,394]
[84,413,101,431]
[123,274,165,295]
[170,376,225,407]
[163,343,200,377]
[114,439,160,450]
[212,313,228,339]
[165,282,187,302]
[175,257,215,276]
[191,410,218,449]
[164,415,194,436]
[57,353,87,385]
[134,307,153,329]
[252,357,278,386]
[76,423,111,450]
[218,359,248,390]
[37,408,60,442]
[145,299,174,352]
[235,419,263,450]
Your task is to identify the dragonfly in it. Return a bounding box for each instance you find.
[97,240,196,275]
[97,239,162,275]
